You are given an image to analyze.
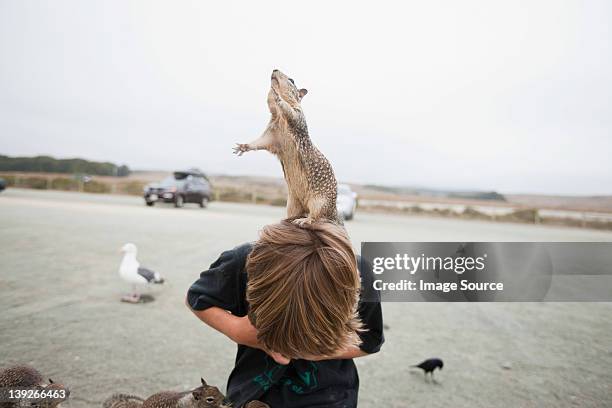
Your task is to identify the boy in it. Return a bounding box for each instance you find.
[186,220,384,407]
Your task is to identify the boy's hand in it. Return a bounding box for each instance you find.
[231,316,290,365]
[266,350,291,366]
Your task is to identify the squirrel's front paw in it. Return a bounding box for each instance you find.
[233,143,251,156]
[292,217,314,228]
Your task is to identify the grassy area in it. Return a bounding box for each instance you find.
[0,172,288,207]
[2,172,611,230]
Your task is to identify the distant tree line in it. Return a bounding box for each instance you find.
[363,183,506,201]
[0,155,131,177]
[448,191,507,201]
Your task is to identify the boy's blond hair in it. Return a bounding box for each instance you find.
[246,220,362,358]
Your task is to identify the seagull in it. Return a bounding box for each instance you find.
[119,243,164,303]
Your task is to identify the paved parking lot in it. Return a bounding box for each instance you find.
[1,189,611,407]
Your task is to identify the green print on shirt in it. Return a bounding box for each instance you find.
[252,359,319,394]
[252,361,284,391]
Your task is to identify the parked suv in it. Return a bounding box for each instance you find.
[144,169,212,208]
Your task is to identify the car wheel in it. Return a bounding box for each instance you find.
[199,196,209,208]
[174,195,184,208]
[145,201,154,207]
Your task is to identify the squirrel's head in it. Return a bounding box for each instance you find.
[268,69,308,116]
[33,380,70,408]
[191,378,229,408]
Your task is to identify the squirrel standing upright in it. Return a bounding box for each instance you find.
[234,69,341,226]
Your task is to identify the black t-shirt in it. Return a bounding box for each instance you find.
[187,243,384,408]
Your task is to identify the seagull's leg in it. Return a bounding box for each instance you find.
[122,285,135,302]
[133,284,141,301]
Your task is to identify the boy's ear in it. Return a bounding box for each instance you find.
[299,89,308,100]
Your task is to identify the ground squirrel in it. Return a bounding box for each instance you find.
[102,394,145,408]
[0,366,45,390]
[0,366,68,408]
[104,379,268,408]
[0,365,43,408]
[234,69,341,225]
[29,380,69,408]
[139,378,226,408]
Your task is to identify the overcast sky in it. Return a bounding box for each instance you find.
[1,1,610,195]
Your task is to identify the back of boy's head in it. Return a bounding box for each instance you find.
[246,220,363,359]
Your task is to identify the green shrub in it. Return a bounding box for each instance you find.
[432,208,453,216]
[499,208,539,223]
[83,180,110,193]
[0,174,16,186]
[218,189,252,203]
[402,205,423,213]
[270,197,287,207]
[51,177,80,191]
[462,206,490,219]
[254,195,267,204]
[22,177,48,189]
[118,181,146,195]
[587,220,612,230]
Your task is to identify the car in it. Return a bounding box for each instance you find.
[0,178,6,192]
[144,169,212,208]
[336,184,358,221]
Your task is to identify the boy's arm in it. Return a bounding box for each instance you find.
[187,303,242,340]
[187,300,361,362]
[186,300,290,365]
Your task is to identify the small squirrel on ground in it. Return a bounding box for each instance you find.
[234,69,341,226]
[104,379,268,408]
[29,380,69,408]
[103,394,144,408]
[0,366,45,390]
[0,366,68,408]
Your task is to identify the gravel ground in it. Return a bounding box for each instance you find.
[1,189,611,408]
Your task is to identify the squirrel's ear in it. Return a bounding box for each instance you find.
[299,89,308,100]
[48,379,54,384]
[200,378,207,386]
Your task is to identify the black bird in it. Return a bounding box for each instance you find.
[412,358,444,380]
